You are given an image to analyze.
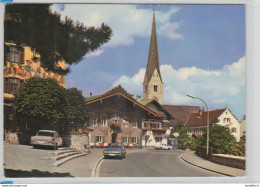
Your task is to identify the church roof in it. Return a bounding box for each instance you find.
[144,11,162,83]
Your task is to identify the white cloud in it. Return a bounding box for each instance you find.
[112,57,246,119]
[84,49,104,58]
[51,5,183,48]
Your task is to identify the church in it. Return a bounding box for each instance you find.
[85,11,199,147]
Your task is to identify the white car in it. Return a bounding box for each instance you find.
[31,130,63,150]
[155,143,172,150]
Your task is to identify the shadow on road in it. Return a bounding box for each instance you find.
[4,169,73,178]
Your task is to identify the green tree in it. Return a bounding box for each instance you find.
[171,122,190,150]
[14,77,67,130]
[197,124,245,155]
[5,4,112,75]
[64,88,87,124]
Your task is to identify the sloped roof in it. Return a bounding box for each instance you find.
[140,99,173,119]
[162,105,200,124]
[184,108,226,127]
[85,85,158,117]
[139,99,154,106]
[144,11,162,83]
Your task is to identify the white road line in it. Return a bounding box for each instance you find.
[91,157,104,177]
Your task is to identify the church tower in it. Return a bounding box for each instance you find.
[143,11,163,104]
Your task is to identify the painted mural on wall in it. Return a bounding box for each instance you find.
[4,60,65,86]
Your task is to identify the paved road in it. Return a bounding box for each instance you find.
[99,149,225,177]
[4,144,225,178]
[4,144,72,177]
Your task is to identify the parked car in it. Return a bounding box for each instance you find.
[155,143,172,150]
[103,142,126,159]
[31,130,62,150]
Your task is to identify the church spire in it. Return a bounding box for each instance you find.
[143,11,163,105]
[144,11,162,83]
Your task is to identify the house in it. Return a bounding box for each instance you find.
[184,107,241,141]
[139,99,172,146]
[4,42,66,133]
[85,85,160,147]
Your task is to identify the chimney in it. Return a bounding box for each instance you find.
[90,92,92,97]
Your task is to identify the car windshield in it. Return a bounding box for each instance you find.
[108,143,123,148]
[37,131,55,137]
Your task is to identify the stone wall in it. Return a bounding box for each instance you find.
[211,154,245,170]
[61,134,89,152]
[195,146,212,160]
[4,132,31,145]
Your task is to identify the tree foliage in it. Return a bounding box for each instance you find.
[194,124,245,156]
[64,88,87,124]
[170,122,190,150]
[5,4,112,75]
[14,77,67,124]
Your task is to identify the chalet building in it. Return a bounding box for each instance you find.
[85,85,169,147]
[4,42,66,133]
[184,107,241,141]
[139,99,172,146]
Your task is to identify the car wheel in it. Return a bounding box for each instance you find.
[33,145,37,149]
[168,148,170,150]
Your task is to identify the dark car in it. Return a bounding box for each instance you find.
[103,142,126,159]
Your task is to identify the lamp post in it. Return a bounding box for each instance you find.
[187,95,209,156]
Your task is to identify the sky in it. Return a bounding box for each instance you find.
[51,4,245,120]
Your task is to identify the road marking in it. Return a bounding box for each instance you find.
[91,157,104,177]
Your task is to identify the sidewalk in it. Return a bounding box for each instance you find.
[51,148,104,177]
[180,151,245,177]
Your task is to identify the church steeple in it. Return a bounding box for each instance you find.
[144,11,162,83]
[143,11,163,105]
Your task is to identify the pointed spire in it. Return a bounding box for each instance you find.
[144,11,162,83]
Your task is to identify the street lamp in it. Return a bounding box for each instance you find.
[187,94,210,156]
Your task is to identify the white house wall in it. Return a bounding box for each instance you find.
[218,108,241,141]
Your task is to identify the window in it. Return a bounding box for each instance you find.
[8,78,19,94]
[96,136,102,143]
[132,122,137,128]
[122,137,128,143]
[223,118,226,123]
[124,120,129,127]
[155,137,162,143]
[101,119,107,126]
[90,118,97,126]
[132,137,137,143]
[8,46,24,63]
[154,85,158,92]
[227,118,230,123]
[143,122,148,128]
[232,128,236,133]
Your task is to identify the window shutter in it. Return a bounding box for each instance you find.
[4,45,10,63]
[4,78,9,93]
[95,136,98,143]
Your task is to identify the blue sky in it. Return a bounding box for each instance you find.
[51,4,245,120]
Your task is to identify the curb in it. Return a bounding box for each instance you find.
[179,153,233,177]
[52,153,88,167]
[91,157,104,177]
